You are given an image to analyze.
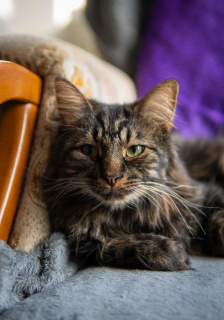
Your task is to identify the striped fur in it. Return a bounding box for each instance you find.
[43,77,224,271]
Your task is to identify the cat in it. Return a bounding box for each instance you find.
[43,77,224,271]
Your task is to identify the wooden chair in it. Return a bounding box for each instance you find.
[0,61,42,242]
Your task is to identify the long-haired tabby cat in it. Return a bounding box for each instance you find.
[44,77,224,271]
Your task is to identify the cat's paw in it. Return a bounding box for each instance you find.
[168,242,192,271]
[100,234,192,271]
[136,234,192,271]
[208,209,224,256]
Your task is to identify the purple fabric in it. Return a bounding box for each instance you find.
[136,0,224,138]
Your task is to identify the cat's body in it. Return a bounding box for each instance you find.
[44,78,224,271]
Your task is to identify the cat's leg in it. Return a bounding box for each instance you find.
[201,185,224,256]
[206,208,224,256]
[97,234,191,271]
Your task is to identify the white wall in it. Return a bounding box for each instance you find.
[0,0,101,58]
[0,0,86,34]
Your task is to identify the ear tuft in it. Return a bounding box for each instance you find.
[55,76,92,125]
[137,79,179,133]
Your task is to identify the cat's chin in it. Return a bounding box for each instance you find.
[94,190,140,211]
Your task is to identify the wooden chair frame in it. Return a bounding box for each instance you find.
[0,61,42,242]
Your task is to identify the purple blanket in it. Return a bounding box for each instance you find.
[136,0,224,138]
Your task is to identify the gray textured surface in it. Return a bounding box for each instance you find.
[1,251,224,320]
[0,233,78,315]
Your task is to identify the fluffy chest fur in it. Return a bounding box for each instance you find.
[44,77,224,271]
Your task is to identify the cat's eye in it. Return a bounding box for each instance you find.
[126,145,144,158]
[81,145,99,158]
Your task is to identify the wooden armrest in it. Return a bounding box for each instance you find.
[0,61,42,105]
[0,61,42,242]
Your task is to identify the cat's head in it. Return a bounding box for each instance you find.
[54,77,179,209]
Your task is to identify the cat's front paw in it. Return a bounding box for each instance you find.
[99,234,192,271]
[168,242,192,271]
[136,234,192,271]
[208,209,224,256]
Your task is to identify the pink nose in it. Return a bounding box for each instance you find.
[103,173,123,186]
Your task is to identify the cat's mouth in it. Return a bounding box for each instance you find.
[88,179,137,206]
[103,190,125,200]
[96,188,141,211]
[91,186,137,208]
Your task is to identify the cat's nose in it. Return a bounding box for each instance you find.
[103,173,123,186]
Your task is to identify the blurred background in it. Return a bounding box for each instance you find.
[0,0,103,61]
[0,0,150,79]
[0,0,223,138]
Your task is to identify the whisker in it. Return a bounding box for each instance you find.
[141,181,207,214]
[135,188,178,234]
[88,202,103,213]
[148,187,195,237]
[140,182,206,236]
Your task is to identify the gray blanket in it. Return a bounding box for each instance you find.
[0,233,224,320]
[0,233,78,313]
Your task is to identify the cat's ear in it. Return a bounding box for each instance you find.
[55,77,93,125]
[136,79,179,133]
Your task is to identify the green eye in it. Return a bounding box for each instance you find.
[81,145,99,158]
[126,145,144,158]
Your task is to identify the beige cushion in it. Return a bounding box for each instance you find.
[0,34,136,251]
